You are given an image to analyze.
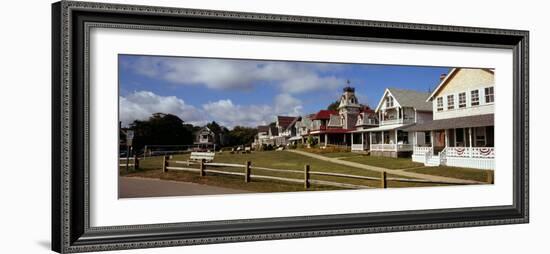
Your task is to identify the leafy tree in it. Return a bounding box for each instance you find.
[327,100,340,111]
[128,113,194,153]
[226,126,258,147]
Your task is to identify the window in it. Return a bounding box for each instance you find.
[485,86,494,103]
[458,92,466,108]
[447,95,455,110]
[397,130,409,144]
[471,90,480,106]
[436,97,443,111]
[455,128,464,146]
[475,127,487,146]
[425,132,431,144]
[385,96,394,108]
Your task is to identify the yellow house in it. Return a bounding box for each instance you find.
[406,68,495,169]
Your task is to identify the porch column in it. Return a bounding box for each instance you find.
[413,132,416,147]
[381,131,384,144]
[430,131,435,150]
[444,129,449,148]
[395,129,398,152]
[344,133,348,144]
[325,133,328,147]
[351,133,354,145]
[369,132,373,149]
[469,127,473,157]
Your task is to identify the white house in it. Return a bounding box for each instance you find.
[194,126,216,150]
[405,68,495,169]
[364,88,433,157]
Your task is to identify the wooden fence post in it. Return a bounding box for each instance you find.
[134,155,139,170]
[162,155,168,173]
[200,159,206,177]
[380,171,387,188]
[304,164,310,189]
[245,161,251,183]
[487,170,494,184]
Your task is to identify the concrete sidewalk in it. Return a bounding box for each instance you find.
[119,177,250,198]
[288,150,481,184]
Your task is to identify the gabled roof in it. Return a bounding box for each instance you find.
[276,116,297,129]
[426,68,494,101]
[283,116,301,132]
[388,88,432,111]
[257,125,270,133]
[375,88,432,112]
[195,126,213,134]
[310,110,338,120]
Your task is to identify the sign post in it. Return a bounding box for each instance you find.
[125,130,134,172]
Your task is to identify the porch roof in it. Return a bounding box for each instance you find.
[403,114,494,132]
[352,123,413,132]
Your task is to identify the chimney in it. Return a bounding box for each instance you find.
[439,73,447,82]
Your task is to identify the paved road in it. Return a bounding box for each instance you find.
[288,150,481,184]
[119,177,250,198]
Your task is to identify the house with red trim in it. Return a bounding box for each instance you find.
[306,86,378,148]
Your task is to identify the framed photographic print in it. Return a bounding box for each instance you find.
[52,1,529,253]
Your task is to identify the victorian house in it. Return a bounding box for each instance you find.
[363,88,433,157]
[307,86,377,148]
[405,68,495,169]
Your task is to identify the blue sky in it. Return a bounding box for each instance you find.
[119,54,450,128]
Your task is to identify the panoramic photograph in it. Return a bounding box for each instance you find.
[118,54,496,198]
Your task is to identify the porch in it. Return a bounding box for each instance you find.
[360,124,414,157]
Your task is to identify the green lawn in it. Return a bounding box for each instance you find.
[404,166,493,183]
[341,155,424,169]
[122,151,468,192]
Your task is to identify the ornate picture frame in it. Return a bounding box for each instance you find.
[52,1,529,253]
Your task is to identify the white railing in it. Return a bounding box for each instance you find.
[396,144,413,151]
[380,118,415,126]
[371,144,395,151]
[371,143,412,151]
[351,144,364,151]
[413,146,432,155]
[446,147,495,158]
[358,118,378,126]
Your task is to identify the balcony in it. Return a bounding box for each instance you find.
[379,117,415,126]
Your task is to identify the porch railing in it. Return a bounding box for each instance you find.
[445,147,495,158]
[351,144,365,151]
[371,143,412,151]
[413,146,432,155]
[379,118,415,126]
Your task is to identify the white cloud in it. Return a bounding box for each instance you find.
[274,93,303,116]
[124,57,345,94]
[119,91,205,126]
[202,99,275,128]
[120,90,305,128]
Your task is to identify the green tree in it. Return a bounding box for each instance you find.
[327,100,340,111]
[226,126,258,147]
[129,113,194,153]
